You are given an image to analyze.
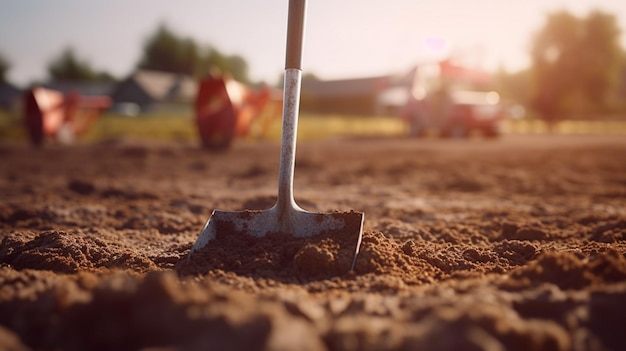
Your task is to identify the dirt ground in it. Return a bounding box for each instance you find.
[1,134,625,351]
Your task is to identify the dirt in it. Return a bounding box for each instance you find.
[0,134,625,351]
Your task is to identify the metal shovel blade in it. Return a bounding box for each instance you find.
[190,205,364,270]
[189,0,364,274]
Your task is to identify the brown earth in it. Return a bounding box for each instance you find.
[0,134,625,351]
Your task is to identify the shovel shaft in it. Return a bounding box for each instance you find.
[277,0,307,212]
[277,68,302,211]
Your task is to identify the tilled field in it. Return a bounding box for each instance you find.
[1,135,625,351]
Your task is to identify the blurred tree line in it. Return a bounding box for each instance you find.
[497,9,626,120]
[136,24,251,84]
[33,23,252,85]
[47,48,116,82]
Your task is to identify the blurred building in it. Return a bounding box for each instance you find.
[0,82,22,110]
[300,68,419,116]
[301,75,392,116]
[110,70,196,113]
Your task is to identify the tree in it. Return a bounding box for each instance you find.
[529,10,623,120]
[222,54,249,84]
[580,11,623,106]
[47,47,114,82]
[0,53,9,84]
[137,24,202,76]
[203,51,251,84]
[137,23,252,83]
[494,67,532,107]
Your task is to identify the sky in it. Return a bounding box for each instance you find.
[1,0,625,87]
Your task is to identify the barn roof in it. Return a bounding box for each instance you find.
[130,70,196,102]
[42,81,116,97]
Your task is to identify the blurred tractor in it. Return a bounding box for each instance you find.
[399,59,504,138]
[195,72,281,151]
[24,86,111,146]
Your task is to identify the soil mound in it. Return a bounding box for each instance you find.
[0,230,156,273]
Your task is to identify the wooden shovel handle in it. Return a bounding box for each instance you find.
[285,0,306,70]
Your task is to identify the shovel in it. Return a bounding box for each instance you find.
[189,0,364,272]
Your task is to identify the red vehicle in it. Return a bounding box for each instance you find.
[400,60,504,138]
